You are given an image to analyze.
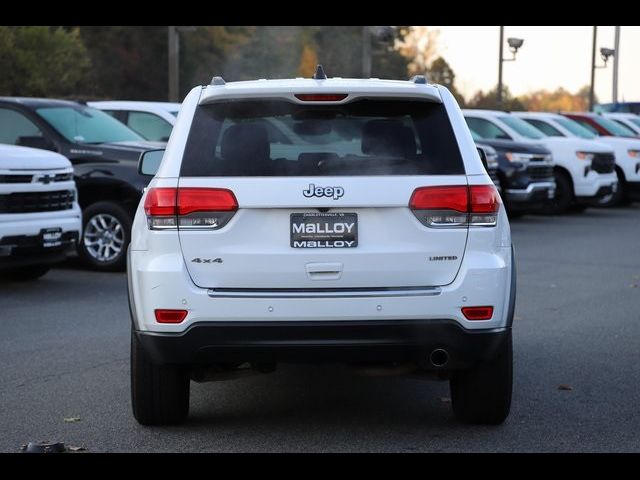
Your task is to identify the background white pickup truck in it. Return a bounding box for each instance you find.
[0,145,81,280]
[464,110,618,213]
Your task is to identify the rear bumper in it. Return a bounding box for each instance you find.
[135,320,510,369]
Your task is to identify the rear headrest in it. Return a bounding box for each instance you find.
[221,123,270,162]
[361,119,415,157]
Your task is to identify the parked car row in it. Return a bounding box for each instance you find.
[0,98,165,272]
[1,93,639,280]
[464,110,640,213]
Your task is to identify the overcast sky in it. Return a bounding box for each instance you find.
[431,26,638,103]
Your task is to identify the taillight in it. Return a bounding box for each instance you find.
[469,184,501,226]
[144,187,238,230]
[461,306,494,320]
[409,184,500,228]
[144,188,178,229]
[155,309,188,323]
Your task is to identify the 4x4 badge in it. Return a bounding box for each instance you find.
[191,257,223,264]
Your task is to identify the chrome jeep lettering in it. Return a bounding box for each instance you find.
[302,184,344,200]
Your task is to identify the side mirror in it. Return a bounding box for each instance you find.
[476,147,488,170]
[138,149,165,176]
[16,136,57,152]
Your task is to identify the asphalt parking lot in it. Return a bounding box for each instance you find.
[1,206,639,453]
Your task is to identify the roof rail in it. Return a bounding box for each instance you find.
[312,64,327,80]
[410,74,427,84]
[210,76,226,86]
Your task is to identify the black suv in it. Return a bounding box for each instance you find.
[0,98,161,271]
[473,135,555,216]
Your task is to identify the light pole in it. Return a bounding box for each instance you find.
[496,26,524,107]
[589,25,615,111]
[612,26,620,103]
[168,26,196,102]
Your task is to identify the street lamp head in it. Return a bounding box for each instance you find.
[507,37,524,54]
[600,47,615,64]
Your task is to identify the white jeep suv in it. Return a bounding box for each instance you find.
[0,144,81,280]
[128,70,516,426]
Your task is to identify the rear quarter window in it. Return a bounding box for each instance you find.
[179,99,464,177]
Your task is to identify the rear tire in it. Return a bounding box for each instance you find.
[450,331,512,425]
[131,330,190,426]
[5,265,51,281]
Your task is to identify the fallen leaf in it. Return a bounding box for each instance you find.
[629,284,638,288]
[64,417,81,423]
[558,384,573,391]
[439,397,451,403]
[514,316,522,321]
[67,445,87,452]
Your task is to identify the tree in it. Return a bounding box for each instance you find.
[466,86,525,111]
[77,26,252,100]
[428,56,465,105]
[519,86,594,112]
[396,26,439,77]
[0,26,90,97]
[180,26,252,96]
[78,27,168,100]
[223,27,305,81]
[298,44,319,77]
[371,26,412,80]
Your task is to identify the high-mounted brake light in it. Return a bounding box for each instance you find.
[144,187,238,230]
[409,184,500,228]
[155,309,188,323]
[461,306,494,321]
[294,93,348,102]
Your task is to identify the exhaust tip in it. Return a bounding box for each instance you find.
[430,348,449,367]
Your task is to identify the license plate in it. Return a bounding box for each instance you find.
[41,228,63,248]
[291,213,358,248]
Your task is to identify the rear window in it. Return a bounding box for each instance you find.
[180,99,464,177]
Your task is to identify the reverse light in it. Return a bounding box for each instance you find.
[155,309,188,323]
[409,184,500,228]
[144,187,238,230]
[461,306,494,321]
